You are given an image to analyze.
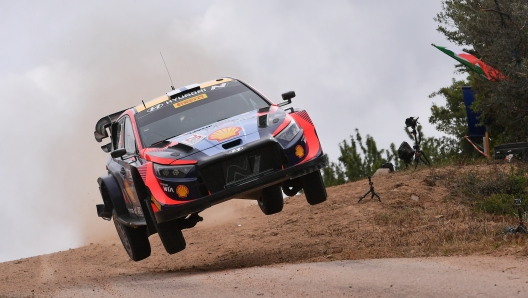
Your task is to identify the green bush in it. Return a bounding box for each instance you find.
[457,165,528,216]
[476,193,519,216]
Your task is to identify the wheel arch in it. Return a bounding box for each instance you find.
[97,174,128,217]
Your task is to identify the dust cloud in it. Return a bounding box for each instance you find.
[0,1,227,261]
[1,1,455,262]
[199,200,258,229]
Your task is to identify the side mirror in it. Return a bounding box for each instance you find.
[281,91,296,101]
[101,143,112,153]
[278,91,296,107]
[111,148,127,158]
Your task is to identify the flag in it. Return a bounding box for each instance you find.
[432,44,504,81]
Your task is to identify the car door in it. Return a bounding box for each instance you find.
[118,116,145,217]
[107,117,140,218]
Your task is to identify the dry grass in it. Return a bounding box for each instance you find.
[2,162,528,296]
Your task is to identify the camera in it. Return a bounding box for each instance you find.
[397,141,415,164]
[405,117,418,128]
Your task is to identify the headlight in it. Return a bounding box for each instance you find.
[275,118,300,142]
[153,164,194,178]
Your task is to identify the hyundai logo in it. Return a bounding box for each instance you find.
[228,147,243,154]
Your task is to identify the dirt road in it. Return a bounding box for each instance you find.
[1,165,527,297]
[51,256,528,297]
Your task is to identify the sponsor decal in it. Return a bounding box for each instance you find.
[211,83,226,90]
[176,185,189,198]
[295,145,305,158]
[172,88,206,101]
[143,89,208,113]
[173,93,208,109]
[160,182,174,193]
[228,147,243,154]
[147,103,164,113]
[180,133,205,147]
[208,126,242,142]
[151,196,162,211]
[134,206,144,216]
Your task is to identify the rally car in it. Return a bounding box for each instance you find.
[93,77,328,261]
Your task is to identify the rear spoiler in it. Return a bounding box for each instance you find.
[94,109,128,143]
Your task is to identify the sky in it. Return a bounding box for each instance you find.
[0,0,464,262]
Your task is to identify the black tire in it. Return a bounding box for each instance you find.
[113,213,151,261]
[157,219,187,254]
[301,170,327,205]
[258,185,284,215]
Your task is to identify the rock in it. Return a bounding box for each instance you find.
[373,168,390,177]
[411,194,419,201]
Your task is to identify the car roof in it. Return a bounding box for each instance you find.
[133,77,234,113]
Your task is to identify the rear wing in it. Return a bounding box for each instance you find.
[94,109,128,152]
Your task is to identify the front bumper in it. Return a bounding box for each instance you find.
[154,153,328,223]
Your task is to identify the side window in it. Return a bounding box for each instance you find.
[114,119,125,150]
[124,117,137,154]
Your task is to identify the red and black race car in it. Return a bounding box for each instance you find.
[94,77,328,261]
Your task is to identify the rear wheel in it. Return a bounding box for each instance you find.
[113,213,151,261]
[157,219,187,254]
[301,170,327,205]
[258,185,284,215]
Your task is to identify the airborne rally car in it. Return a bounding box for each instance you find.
[94,77,328,261]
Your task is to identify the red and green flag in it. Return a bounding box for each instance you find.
[432,44,504,81]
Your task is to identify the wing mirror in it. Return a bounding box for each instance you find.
[111,148,127,158]
[278,91,296,107]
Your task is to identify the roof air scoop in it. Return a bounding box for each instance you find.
[167,83,201,99]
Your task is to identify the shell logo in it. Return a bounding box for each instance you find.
[176,185,189,198]
[295,145,305,158]
[208,126,242,142]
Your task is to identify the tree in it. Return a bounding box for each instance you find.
[322,161,345,187]
[435,0,528,143]
[323,129,401,186]
[322,127,446,187]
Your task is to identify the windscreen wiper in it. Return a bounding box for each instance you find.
[149,133,183,147]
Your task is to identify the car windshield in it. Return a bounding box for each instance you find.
[135,80,270,147]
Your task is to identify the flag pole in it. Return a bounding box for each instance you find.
[484,131,491,159]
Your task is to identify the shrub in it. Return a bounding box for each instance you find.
[457,165,528,216]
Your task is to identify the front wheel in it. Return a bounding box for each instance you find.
[301,170,327,205]
[113,213,151,261]
[157,219,187,254]
[258,185,284,215]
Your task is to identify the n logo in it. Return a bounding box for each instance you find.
[211,83,226,90]
[225,155,261,184]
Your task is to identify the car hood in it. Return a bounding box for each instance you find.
[141,107,289,165]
